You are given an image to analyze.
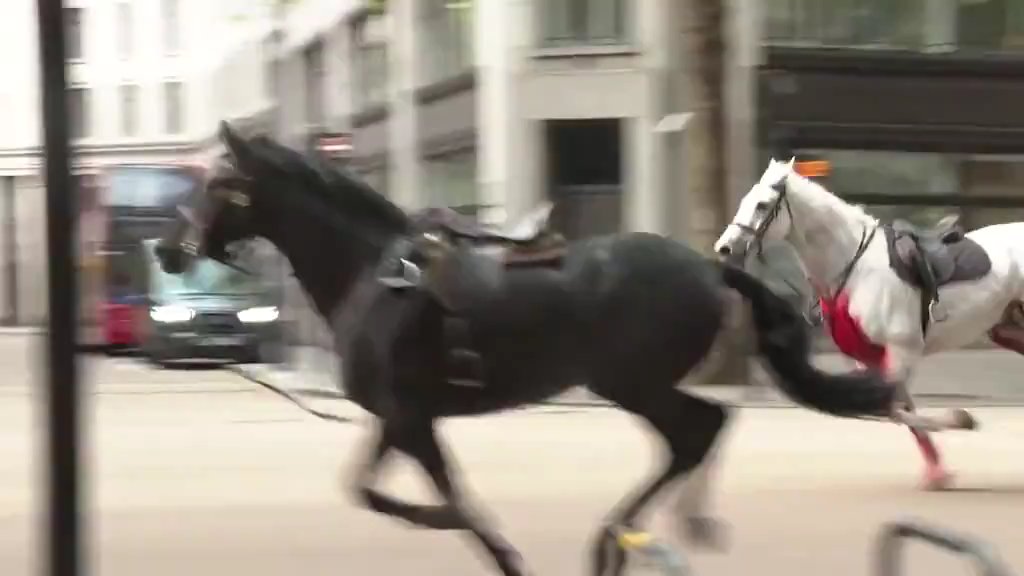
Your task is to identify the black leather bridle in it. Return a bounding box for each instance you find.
[729,179,794,259]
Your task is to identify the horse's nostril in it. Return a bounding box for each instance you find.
[717,245,732,256]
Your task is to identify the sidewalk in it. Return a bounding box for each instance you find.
[3,333,1022,407]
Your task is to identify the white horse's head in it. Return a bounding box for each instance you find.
[713,157,797,259]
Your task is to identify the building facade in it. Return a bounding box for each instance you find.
[760,0,1024,234]
[0,0,264,324]
[246,0,764,240]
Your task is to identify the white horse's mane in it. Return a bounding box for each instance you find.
[784,170,878,229]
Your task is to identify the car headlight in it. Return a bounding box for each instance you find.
[237,306,279,323]
[149,305,195,323]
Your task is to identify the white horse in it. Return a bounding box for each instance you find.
[713,158,1022,490]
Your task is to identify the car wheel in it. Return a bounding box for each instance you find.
[142,340,171,369]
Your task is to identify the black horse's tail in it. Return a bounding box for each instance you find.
[719,264,895,417]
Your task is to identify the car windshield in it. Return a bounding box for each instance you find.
[144,240,262,296]
[157,259,261,296]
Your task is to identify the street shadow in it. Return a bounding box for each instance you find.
[936,485,1024,496]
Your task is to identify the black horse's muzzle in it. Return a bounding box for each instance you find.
[154,241,191,274]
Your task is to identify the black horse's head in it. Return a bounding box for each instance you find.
[155,120,413,315]
[154,122,269,275]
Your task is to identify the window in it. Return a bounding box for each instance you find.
[351,11,389,108]
[958,157,1024,229]
[957,0,1024,52]
[790,149,1024,231]
[795,149,957,199]
[764,0,927,49]
[539,0,628,47]
[765,0,1024,52]
[420,0,473,85]
[163,81,183,134]
[357,164,389,197]
[161,0,180,54]
[117,2,133,59]
[304,40,325,126]
[107,166,197,208]
[119,85,138,137]
[67,87,89,139]
[425,150,477,208]
[64,7,83,60]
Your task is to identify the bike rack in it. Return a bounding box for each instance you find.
[875,519,1015,576]
[608,517,1013,576]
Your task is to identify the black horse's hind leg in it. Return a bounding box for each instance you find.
[590,386,728,576]
[349,418,527,576]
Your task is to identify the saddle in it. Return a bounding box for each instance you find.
[409,202,568,305]
[883,214,991,333]
[376,202,569,387]
[422,202,568,267]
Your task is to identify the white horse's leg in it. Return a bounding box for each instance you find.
[884,344,954,491]
[891,408,977,433]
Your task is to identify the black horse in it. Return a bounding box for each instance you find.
[155,122,898,576]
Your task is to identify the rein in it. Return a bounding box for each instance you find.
[173,202,258,276]
[824,224,877,301]
[730,177,879,323]
[731,181,815,320]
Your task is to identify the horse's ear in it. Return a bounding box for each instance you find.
[218,120,258,176]
[786,156,796,168]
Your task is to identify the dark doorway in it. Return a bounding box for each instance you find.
[545,118,622,240]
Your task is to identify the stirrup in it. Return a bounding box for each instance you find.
[929,299,948,323]
[378,258,422,289]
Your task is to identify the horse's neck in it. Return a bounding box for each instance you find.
[786,188,872,296]
[263,209,390,320]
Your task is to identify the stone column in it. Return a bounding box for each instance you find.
[386,0,422,210]
[324,23,353,131]
[474,0,513,227]
[923,0,957,52]
[623,0,671,235]
[2,176,14,325]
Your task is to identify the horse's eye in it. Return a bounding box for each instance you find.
[755,201,770,212]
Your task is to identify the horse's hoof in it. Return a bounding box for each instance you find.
[921,468,955,491]
[950,408,978,431]
[496,549,531,576]
[686,516,730,551]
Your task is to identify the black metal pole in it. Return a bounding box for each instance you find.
[36,1,83,576]
[3,176,17,326]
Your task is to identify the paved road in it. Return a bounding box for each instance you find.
[265,343,1024,407]
[2,380,1024,576]
[3,329,1024,405]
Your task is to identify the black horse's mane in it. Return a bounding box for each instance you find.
[244,134,411,235]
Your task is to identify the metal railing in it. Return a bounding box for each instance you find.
[875,519,1015,576]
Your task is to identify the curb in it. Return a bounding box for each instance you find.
[0,327,42,336]
[230,364,1024,411]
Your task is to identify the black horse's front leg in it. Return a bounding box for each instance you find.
[401,420,529,576]
[349,420,459,528]
[348,418,529,576]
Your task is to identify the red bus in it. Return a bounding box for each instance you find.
[77,163,205,350]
